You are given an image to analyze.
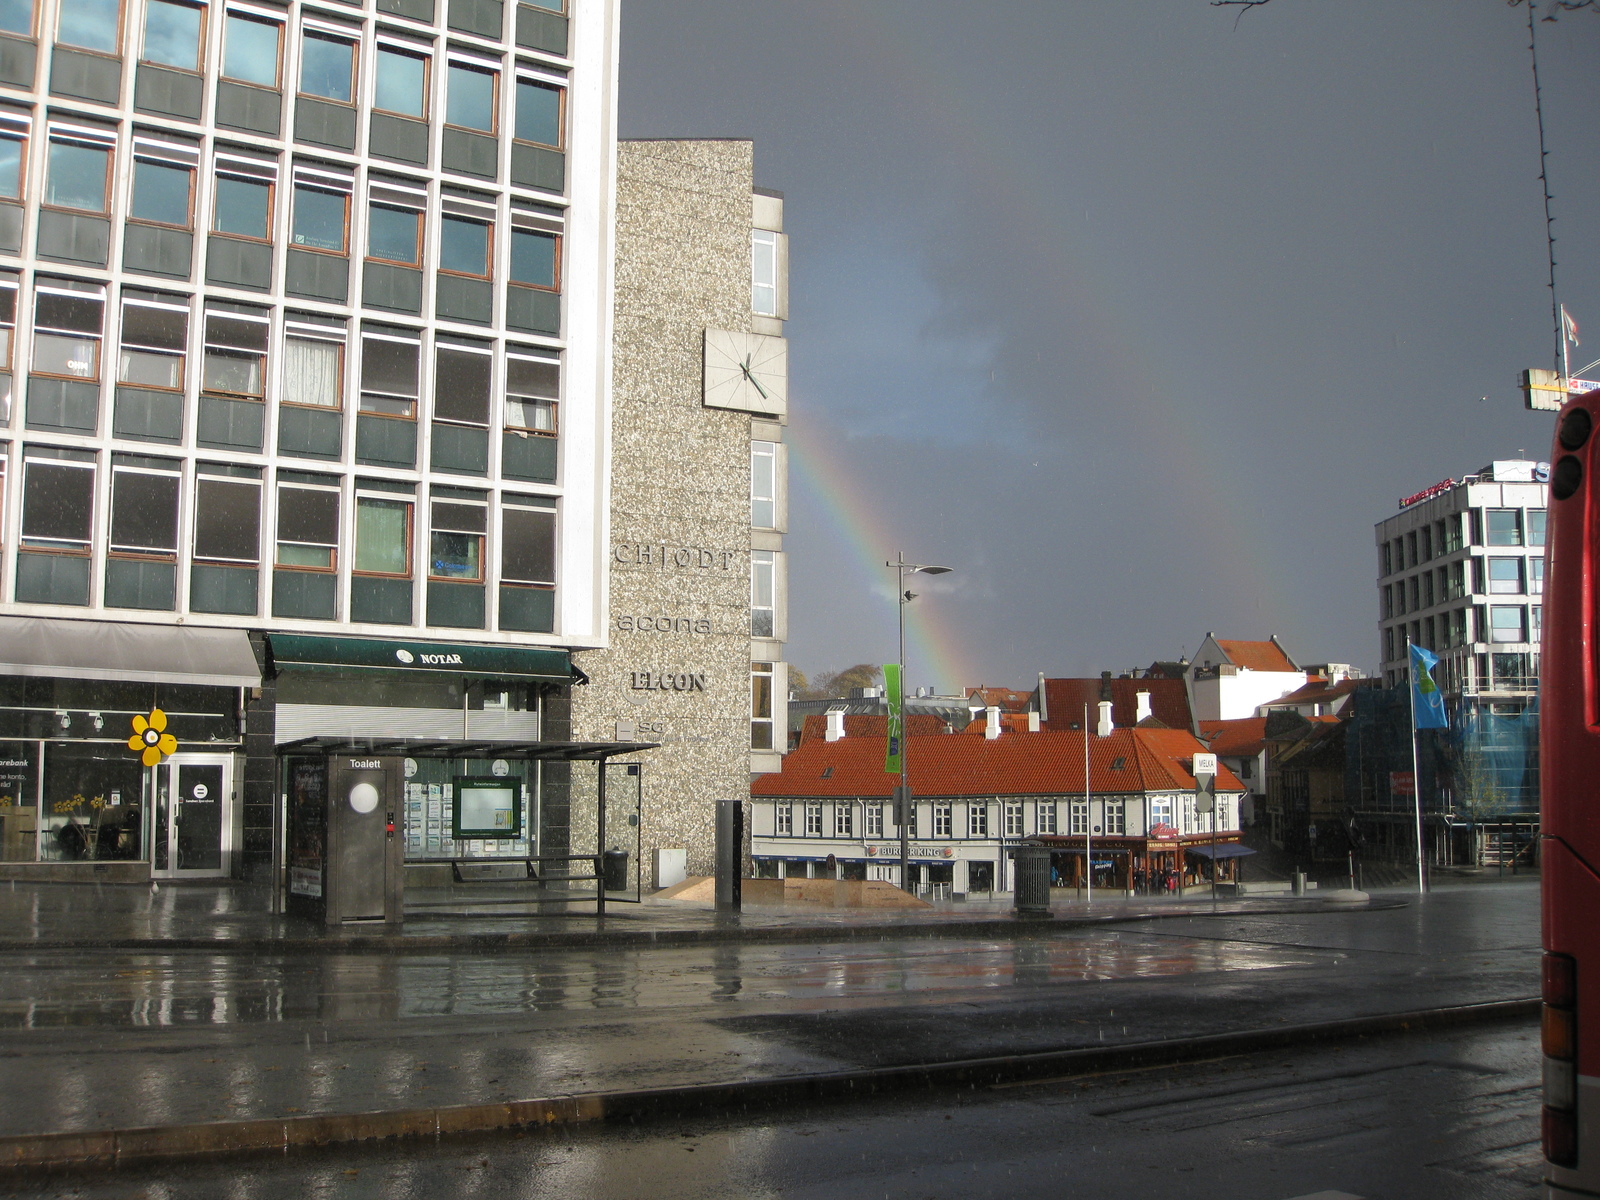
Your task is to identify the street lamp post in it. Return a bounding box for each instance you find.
[888,551,951,895]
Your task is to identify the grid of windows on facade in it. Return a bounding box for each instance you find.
[762,798,1199,841]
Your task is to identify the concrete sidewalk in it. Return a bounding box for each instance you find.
[0,880,1540,1170]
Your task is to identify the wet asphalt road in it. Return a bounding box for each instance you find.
[0,882,1540,1137]
[0,1022,1542,1200]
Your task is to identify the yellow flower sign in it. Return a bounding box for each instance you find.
[129,709,177,766]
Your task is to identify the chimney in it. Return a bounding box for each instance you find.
[1096,701,1113,738]
[1037,672,1049,722]
[1027,711,1040,733]
[1100,670,1113,702]
[1136,691,1152,724]
[825,710,845,741]
[985,706,1002,740]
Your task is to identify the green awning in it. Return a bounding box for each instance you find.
[267,634,579,682]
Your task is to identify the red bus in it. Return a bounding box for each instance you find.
[1543,395,1600,1195]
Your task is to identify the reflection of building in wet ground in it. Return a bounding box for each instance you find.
[750,712,1244,900]
[570,140,792,881]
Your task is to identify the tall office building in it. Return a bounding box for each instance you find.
[0,0,621,885]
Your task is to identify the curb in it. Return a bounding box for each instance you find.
[0,899,1408,957]
[0,996,1536,1173]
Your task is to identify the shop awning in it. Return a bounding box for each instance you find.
[1183,843,1257,859]
[268,634,581,682]
[0,616,260,688]
[277,736,655,761]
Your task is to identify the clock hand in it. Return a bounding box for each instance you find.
[739,360,770,401]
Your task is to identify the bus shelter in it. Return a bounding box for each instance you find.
[276,736,657,922]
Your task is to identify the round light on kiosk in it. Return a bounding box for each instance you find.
[1552,455,1583,501]
[1559,406,1593,452]
[349,782,380,814]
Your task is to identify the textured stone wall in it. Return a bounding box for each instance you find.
[570,140,756,878]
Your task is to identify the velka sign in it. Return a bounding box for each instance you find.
[1192,752,1217,815]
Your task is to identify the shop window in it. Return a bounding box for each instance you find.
[56,0,119,54]
[834,803,852,838]
[45,127,113,214]
[1487,509,1522,546]
[932,804,952,839]
[509,228,557,289]
[222,11,282,87]
[141,0,203,71]
[299,28,354,104]
[354,495,411,577]
[359,331,418,418]
[751,549,774,638]
[775,803,791,836]
[433,343,491,427]
[1106,801,1126,835]
[1004,802,1023,837]
[1036,801,1056,834]
[1488,557,1523,595]
[202,309,268,400]
[193,468,260,564]
[21,450,94,551]
[281,331,343,409]
[751,441,776,529]
[368,201,422,266]
[752,229,778,316]
[1531,556,1545,595]
[109,456,180,559]
[1529,509,1547,547]
[752,661,773,751]
[446,61,497,132]
[430,497,485,581]
[118,296,188,390]
[130,142,196,228]
[968,804,987,837]
[212,164,274,240]
[513,77,563,147]
[33,285,104,382]
[276,477,339,570]
[41,747,145,863]
[440,215,492,278]
[866,804,883,838]
[804,803,822,837]
[505,351,557,435]
[0,0,33,35]
[1490,605,1526,644]
[291,178,350,254]
[374,46,428,118]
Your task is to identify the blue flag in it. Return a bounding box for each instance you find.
[1409,643,1448,730]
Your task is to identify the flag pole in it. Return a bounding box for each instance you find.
[1407,637,1426,895]
[1083,703,1091,906]
[1563,305,1573,383]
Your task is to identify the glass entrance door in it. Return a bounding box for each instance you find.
[152,754,233,878]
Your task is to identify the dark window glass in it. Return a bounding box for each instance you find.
[433,348,489,424]
[291,186,346,253]
[214,176,270,238]
[514,80,560,146]
[142,0,201,70]
[194,478,259,562]
[299,32,353,102]
[501,506,553,584]
[445,64,495,131]
[359,338,418,417]
[57,0,117,52]
[223,14,279,86]
[119,304,188,389]
[510,230,556,288]
[110,471,179,553]
[374,48,425,117]
[0,0,32,35]
[367,205,420,264]
[203,315,268,398]
[131,159,192,226]
[440,217,489,276]
[36,292,101,333]
[22,463,93,544]
[277,487,338,552]
[46,141,109,212]
[0,138,22,201]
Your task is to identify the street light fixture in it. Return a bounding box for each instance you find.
[886,551,952,896]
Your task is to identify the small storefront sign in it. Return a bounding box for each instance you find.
[865,845,954,858]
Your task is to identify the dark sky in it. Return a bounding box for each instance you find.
[617,1,1600,692]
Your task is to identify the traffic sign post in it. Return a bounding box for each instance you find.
[1193,753,1217,905]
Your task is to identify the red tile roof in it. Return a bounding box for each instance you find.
[1198,717,1268,758]
[797,713,947,746]
[1041,678,1192,733]
[1261,677,1370,709]
[1215,638,1299,673]
[964,686,1033,711]
[753,726,1243,800]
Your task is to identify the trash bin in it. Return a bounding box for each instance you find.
[602,848,629,892]
[1014,844,1052,916]
[1292,870,1306,896]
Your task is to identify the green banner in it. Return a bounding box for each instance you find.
[883,662,902,775]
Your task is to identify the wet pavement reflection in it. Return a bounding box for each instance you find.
[0,930,1335,1028]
